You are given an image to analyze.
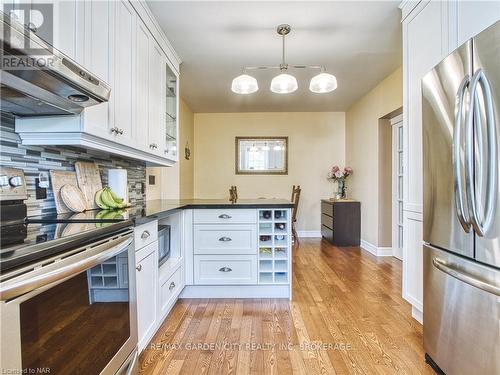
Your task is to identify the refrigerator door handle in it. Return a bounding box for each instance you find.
[453,75,472,232]
[465,69,498,236]
[432,257,500,297]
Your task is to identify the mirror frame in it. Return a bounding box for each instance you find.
[235,136,288,175]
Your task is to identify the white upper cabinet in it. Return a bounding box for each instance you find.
[403,0,449,213]
[455,1,500,47]
[148,41,166,157]
[112,0,136,148]
[14,0,181,166]
[165,61,179,161]
[80,0,113,140]
[135,19,151,152]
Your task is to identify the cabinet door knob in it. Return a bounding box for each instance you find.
[111,126,120,134]
[218,214,232,219]
[169,282,176,291]
[219,267,232,272]
[141,230,150,239]
[136,264,142,271]
[219,236,232,242]
[118,128,124,135]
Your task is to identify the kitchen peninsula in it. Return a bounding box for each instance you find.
[129,198,294,350]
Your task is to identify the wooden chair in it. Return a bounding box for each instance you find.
[291,185,301,245]
[229,185,238,202]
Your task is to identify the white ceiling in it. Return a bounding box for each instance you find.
[147,1,402,113]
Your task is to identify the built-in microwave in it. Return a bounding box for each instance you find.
[158,225,171,267]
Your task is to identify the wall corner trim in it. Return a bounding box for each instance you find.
[360,240,393,257]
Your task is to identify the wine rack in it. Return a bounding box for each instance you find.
[258,209,291,284]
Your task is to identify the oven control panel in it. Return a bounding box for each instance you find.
[0,167,27,201]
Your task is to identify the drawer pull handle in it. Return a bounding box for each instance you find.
[136,265,142,272]
[169,282,176,291]
[141,230,150,239]
[219,237,232,242]
[219,267,232,272]
[218,214,232,219]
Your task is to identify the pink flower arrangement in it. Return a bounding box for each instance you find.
[328,165,353,181]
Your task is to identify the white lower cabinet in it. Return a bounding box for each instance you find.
[194,224,257,255]
[136,241,158,351]
[194,255,257,285]
[159,266,183,318]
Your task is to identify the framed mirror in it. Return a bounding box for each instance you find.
[235,137,288,175]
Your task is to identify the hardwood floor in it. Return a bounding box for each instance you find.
[139,239,434,375]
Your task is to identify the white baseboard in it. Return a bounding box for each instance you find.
[360,240,393,257]
[298,230,321,238]
[412,306,423,324]
[180,285,291,299]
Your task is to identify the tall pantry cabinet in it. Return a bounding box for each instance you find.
[400,0,500,323]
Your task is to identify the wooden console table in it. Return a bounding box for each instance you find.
[321,199,360,246]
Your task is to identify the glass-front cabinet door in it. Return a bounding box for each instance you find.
[164,61,179,161]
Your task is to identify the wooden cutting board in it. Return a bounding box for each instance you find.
[60,184,87,212]
[50,170,78,214]
[75,161,102,209]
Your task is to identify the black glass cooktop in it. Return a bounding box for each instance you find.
[0,210,133,275]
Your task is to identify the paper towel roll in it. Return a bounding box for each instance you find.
[108,169,128,202]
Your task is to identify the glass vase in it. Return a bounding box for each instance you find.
[337,179,346,199]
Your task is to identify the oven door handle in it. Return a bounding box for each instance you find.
[0,235,133,301]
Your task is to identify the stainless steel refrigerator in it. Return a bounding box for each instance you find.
[422,20,499,375]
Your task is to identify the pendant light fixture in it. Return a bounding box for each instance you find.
[231,24,338,95]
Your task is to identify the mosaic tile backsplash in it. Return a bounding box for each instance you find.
[0,114,146,217]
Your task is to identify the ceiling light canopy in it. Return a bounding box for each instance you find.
[231,24,338,95]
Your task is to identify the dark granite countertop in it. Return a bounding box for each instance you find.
[130,198,295,224]
[1,198,293,273]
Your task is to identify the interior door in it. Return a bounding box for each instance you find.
[472,20,500,268]
[392,116,403,260]
[422,41,474,258]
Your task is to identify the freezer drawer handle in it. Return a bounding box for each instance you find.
[432,258,500,297]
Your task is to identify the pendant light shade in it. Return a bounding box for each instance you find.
[231,74,259,94]
[309,73,338,93]
[270,73,298,94]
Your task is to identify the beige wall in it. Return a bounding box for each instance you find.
[345,67,402,247]
[193,112,346,232]
[146,98,195,199]
[179,98,195,199]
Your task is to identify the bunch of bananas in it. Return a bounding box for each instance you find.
[95,187,131,210]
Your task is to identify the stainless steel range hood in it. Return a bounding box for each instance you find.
[0,12,111,117]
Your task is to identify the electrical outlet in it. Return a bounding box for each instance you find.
[35,178,47,199]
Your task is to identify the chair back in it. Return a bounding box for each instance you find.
[291,185,301,222]
[229,185,238,202]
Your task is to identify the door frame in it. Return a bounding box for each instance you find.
[391,114,404,260]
